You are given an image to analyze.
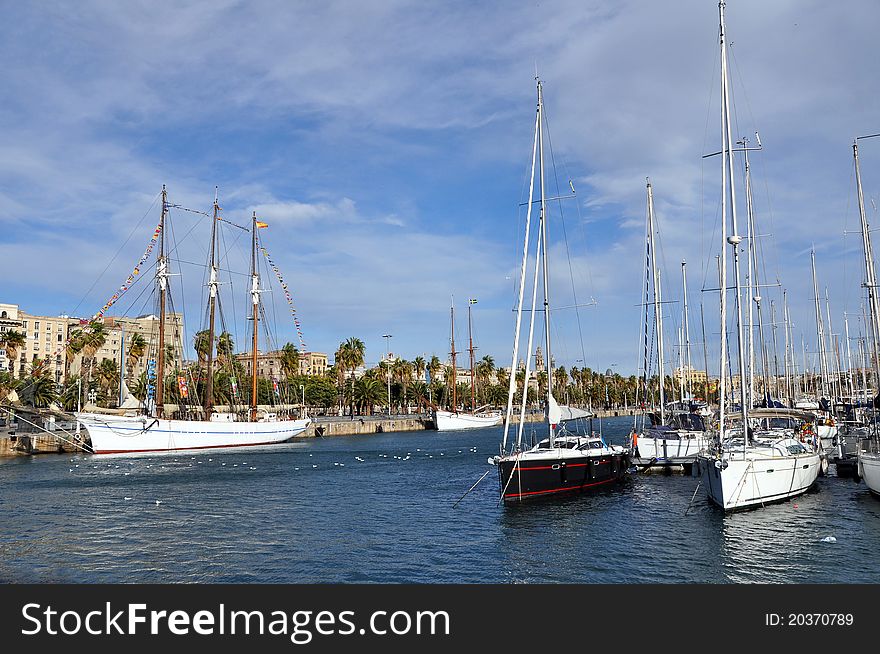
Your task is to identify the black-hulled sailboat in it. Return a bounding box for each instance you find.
[488,78,629,502]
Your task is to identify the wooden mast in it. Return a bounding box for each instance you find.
[250,211,260,422]
[156,185,168,419]
[450,301,457,411]
[204,189,220,417]
[468,298,477,411]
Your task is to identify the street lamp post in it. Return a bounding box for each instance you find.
[382,334,392,415]
[299,384,306,417]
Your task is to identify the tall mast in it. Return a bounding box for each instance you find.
[250,211,260,422]
[647,180,665,423]
[854,137,880,395]
[783,290,794,406]
[205,189,220,416]
[450,300,457,411]
[537,79,555,445]
[468,298,477,411]
[719,0,749,444]
[156,185,168,419]
[845,314,855,398]
[502,81,541,452]
[811,250,829,399]
[742,136,769,405]
[682,260,693,399]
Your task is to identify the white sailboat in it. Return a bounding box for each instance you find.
[434,298,502,430]
[631,180,709,470]
[488,77,629,502]
[76,187,310,454]
[696,2,820,510]
[852,133,880,495]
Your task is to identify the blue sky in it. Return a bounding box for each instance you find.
[1,0,879,377]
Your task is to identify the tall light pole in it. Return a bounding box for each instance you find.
[299,384,306,417]
[383,334,392,415]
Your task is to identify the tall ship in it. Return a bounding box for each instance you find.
[76,187,310,454]
[488,78,629,502]
[434,298,502,431]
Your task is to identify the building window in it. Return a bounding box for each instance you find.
[35,321,40,330]
[22,320,28,329]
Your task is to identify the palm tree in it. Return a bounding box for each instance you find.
[409,381,429,413]
[193,330,211,366]
[1,330,25,375]
[554,365,569,399]
[392,359,413,412]
[353,376,386,416]
[280,342,300,380]
[126,332,147,380]
[475,354,496,405]
[335,337,366,415]
[412,356,426,384]
[27,366,59,408]
[216,331,235,366]
[0,371,17,404]
[97,359,120,400]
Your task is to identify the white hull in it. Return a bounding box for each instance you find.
[76,412,310,454]
[633,431,708,465]
[858,450,880,496]
[698,441,820,510]
[434,410,502,431]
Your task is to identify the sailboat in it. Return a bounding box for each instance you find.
[488,78,629,502]
[76,187,311,454]
[852,134,880,495]
[434,298,502,430]
[696,2,821,510]
[630,180,709,471]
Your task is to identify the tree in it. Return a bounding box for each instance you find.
[0,371,17,404]
[392,359,413,412]
[354,376,385,416]
[193,330,211,366]
[335,337,366,415]
[216,331,235,366]
[27,366,59,408]
[280,343,300,380]
[126,332,147,381]
[97,359,120,401]
[0,330,25,374]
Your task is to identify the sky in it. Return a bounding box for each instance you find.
[1,0,879,377]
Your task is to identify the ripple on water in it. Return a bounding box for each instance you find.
[2,417,880,582]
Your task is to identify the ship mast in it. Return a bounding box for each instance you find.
[450,301,457,411]
[719,0,750,448]
[646,179,665,424]
[156,185,168,419]
[204,189,220,417]
[250,211,260,422]
[468,298,477,411]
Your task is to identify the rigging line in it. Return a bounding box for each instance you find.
[69,191,162,318]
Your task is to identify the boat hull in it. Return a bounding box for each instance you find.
[632,431,708,466]
[697,450,820,511]
[76,413,311,454]
[498,450,630,502]
[858,450,880,496]
[434,410,502,431]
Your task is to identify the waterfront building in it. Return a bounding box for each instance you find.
[68,313,185,383]
[236,349,329,380]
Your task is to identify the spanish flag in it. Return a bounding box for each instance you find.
[256,221,268,229]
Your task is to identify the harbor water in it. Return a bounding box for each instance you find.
[2,416,879,583]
